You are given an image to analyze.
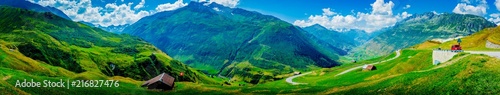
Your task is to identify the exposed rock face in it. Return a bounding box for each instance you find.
[486,40,500,49]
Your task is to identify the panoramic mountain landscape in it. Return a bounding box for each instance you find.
[2,0,500,94]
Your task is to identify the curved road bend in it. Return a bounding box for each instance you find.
[335,50,401,76]
[285,50,402,85]
[285,72,312,85]
[464,51,500,58]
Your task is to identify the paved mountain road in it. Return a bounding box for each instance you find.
[334,50,401,77]
[285,50,401,85]
[285,50,500,85]
[464,51,500,58]
[285,72,312,85]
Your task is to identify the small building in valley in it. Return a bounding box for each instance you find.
[141,73,175,90]
[293,72,301,75]
[362,64,376,71]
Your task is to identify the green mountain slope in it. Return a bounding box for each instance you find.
[159,26,500,94]
[123,2,340,83]
[413,26,500,50]
[352,12,496,59]
[0,6,216,87]
[0,0,71,20]
[166,50,500,94]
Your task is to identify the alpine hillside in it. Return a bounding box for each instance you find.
[0,6,216,89]
[123,1,341,83]
[351,12,497,59]
[0,0,71,20]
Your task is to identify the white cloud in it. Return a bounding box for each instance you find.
[462,0,471,4]
[371,0,394,15]
[156,0,188,12]
[28,0,156,27]
[488,0,500,25]
[101,3,151,26]
[134,0,145,10]
[199,0,240,8]
[400,11,411,18]
[35,0,57,6]
[293,0,411,33]
[403,5,411,9]
[489,13,500,25]
[322,8,336,16]
[496,0,500,11]
[452,0,488,16]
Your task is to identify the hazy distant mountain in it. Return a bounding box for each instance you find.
[98,24,130,33]
[303,24,377,52]
[77,21,129,33]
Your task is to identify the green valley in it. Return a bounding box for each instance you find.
[351,12,497,60]
[0,6,218,94]
[162,26,500,94]
[123,1,341,84]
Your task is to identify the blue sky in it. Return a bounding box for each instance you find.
[239,0,498,23]
[28,0,500,32]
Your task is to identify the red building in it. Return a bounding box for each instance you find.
[451,45,462,50]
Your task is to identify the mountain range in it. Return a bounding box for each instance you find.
[123,1,341,83]
[351,12,497,59]
[302,24,379,53]
[0,0,71,20]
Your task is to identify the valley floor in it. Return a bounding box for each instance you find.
[164,49,500,94]
[3,49,500,95]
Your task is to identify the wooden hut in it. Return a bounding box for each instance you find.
[362,65,376,71]
[141,73,175,90]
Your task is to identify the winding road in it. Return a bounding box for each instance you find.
[335,50,401,77]
[285,50,402,85]
[285,72,312,85]
[465,51,500,58]
[285,50,500,85]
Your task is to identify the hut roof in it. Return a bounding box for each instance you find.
[142,73,175,87]
[364,65,376,70]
